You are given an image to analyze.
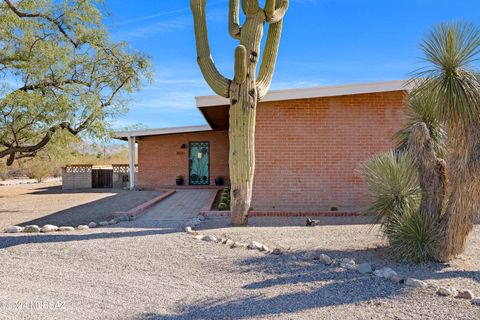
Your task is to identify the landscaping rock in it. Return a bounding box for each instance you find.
[23,225,40,233]
[40,225,58,233]
[456,290,474,300]
[191,218,202,226]
[108,219,117,225]
[271,248,283,255]
[247,241,263,250]
[437,287,453,297]
[357,263,373,274]
[59,226,75,232]
[202,235,217,242]
[260,244,271,252]
[193,234,205,240]
[373,267,398,279]
[88,222,97,228]
[404,278,428,289]
[472,298,480,306]
[225,239,235,247]
[318,254,333,265]
[76,225,89,230]
[389,275,403,284]
[231,241,247,248]
[4,226,23,233]
[303,251,319,261]
[115,215,129,223]
[98,221,109,227]
[340,258,356,270]
[184,226,193,233]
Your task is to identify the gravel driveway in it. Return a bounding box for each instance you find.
[0,216,479,319]
[0,181,163,229]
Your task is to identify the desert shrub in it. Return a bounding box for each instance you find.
[330,205,338,211]
[218,203,228,210]
[221,195,229,202]
[360,152,420,227]
[388,211,439,263]
[361,152,437,262]
[24,158,53,182]
[0,161,7,180]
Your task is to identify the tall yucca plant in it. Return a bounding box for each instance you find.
[409,21,480,261]
[360,152,420,229]
[394,92,446,158]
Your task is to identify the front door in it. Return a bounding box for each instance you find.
[189,141,210,185]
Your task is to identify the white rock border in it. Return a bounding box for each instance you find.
[184,219,478,307]
[2,213,133,235]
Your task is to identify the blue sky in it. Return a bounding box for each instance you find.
[106,0,480,130]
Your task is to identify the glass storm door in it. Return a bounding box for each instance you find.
[189,142,210,185]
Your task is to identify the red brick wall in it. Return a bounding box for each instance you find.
[252,91,406,211]
[137,131,229,189]
[137,90,406,211]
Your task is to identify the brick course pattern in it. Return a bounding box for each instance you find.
[137,91,406,211]
[253,91,406,210]
[138,131,229,189]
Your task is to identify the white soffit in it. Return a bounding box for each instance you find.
[195,80,411,108]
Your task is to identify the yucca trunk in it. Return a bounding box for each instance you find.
[408,121,480,261]
[436,125,480,261]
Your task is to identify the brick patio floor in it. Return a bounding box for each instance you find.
[137,189,214,221]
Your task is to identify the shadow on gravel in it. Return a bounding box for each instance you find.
[136,248,480,319]
[15,190,162,228]
[0,228,177,249]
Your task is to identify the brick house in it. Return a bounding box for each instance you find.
[116,80,408,213]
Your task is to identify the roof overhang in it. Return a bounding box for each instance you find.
[196,80,411,130]
[114,125,212,141]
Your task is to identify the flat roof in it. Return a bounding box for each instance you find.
[114,125,211,139]
[196,80,410,107]
[114,80,410,138]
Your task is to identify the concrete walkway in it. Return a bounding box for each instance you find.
[137,189,214,222]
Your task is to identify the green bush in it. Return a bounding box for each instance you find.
[360,152,420,226]
[388,211,439,263]
[0,161,7,180]
[360,151,438,262]
[218,203,228,210]
[330,205,338,211]
[221,195,229,202]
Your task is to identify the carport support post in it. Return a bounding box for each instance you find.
[128,136,136,190]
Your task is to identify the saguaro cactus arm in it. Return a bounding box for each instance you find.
[228,0,241,39]
[241,0,247,14]
[191,0,231,98]
[246,0,260,15]
[256,19,283,99]
[234,45,247,84]
[265,0,289,23]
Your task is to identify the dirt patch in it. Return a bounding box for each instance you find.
[0,181,164,229]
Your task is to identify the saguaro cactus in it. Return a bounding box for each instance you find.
[191,0,288,225]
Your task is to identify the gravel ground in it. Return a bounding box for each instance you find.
[0,216,479,320]
[0,182,163,229]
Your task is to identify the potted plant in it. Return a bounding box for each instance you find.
[176,175,184,186]
[215,176,224,186]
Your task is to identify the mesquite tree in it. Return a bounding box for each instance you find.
[0,0,151,165]
[191,0,288,225]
